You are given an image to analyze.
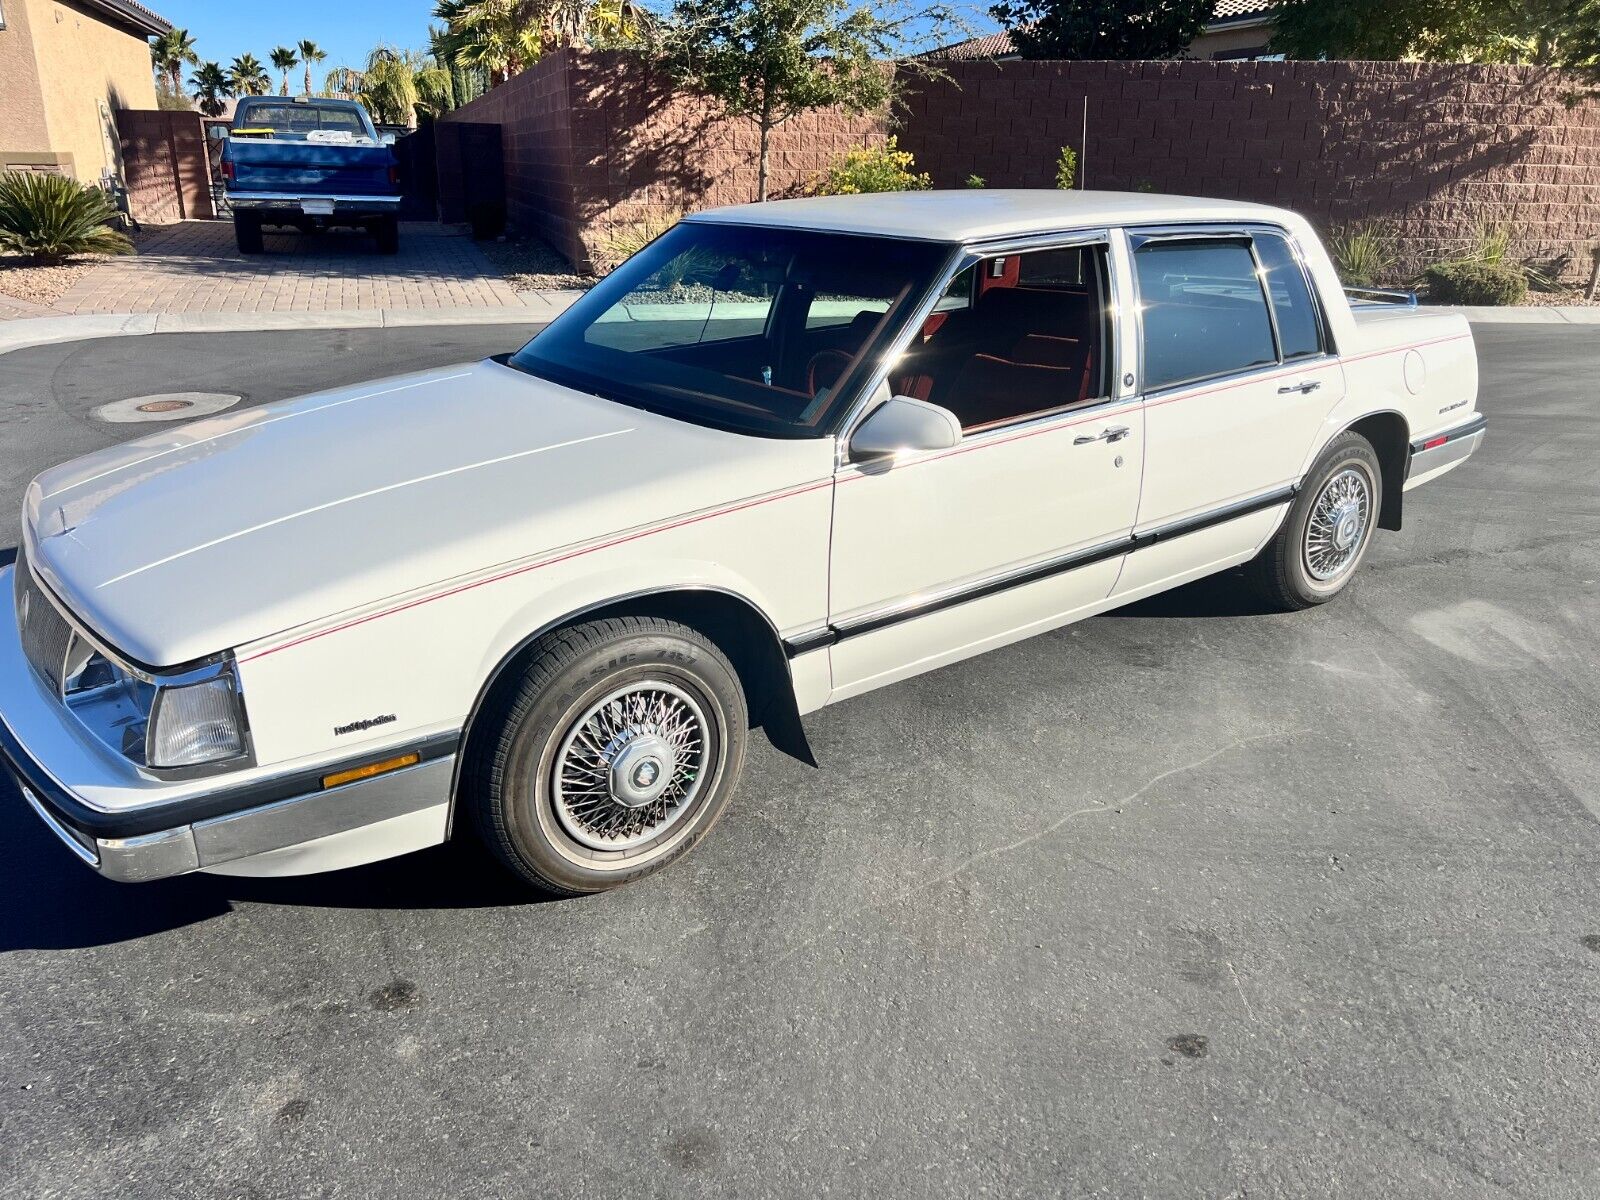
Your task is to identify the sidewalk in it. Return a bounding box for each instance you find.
[37,220,573,316]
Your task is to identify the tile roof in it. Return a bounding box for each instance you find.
[924,1,1278,59]
[83,0,173,37]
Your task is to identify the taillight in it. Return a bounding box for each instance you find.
[388,165,400,186]
[221,158,235,182]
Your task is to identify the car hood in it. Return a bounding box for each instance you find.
[24,360,830,667]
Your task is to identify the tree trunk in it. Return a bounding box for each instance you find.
[305,65,313,96]
[757,122,772,203]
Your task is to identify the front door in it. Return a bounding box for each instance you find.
[825,239,1144,700]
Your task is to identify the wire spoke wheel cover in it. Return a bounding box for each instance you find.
[1303,465,1373,582]
[551,679,711,853]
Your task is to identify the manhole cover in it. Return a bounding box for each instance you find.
[95,392,241,424]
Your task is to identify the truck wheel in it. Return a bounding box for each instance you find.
[374,215,400,255]
[233,213,264,255]
[1248,431,1382,610]
[466,617,748,896]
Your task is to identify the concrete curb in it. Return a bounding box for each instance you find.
[0,297,1592,358]
[0,299,581,357]
[1431,305,1600,324]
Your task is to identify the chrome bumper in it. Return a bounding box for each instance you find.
[228,192,401,211]
[0,565,455,882]
[1407,413,1486,485]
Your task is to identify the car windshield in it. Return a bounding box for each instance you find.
[233,101,374,141]
[508,222,951,438]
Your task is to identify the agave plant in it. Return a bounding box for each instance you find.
[0,171,134,265]
[1326,221,1400,288]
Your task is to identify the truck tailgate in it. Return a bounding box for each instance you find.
[227,141,394,195]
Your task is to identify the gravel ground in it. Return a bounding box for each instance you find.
[477,234,594,292]
[0,224,175,309]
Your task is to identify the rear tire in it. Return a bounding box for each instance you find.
[374,215,400,255]
[467,617,748,896]
[1248,431,1382,610]
[233,213,264,255]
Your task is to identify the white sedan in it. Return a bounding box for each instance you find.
[1,191,1484,893]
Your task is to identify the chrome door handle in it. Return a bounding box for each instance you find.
[1074,425,1131,445]
[1277,380,1323,395]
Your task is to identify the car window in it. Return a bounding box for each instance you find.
[234,102,371,140]
[1133,239,1277,391]
[1253,233,1323,359]
[511,223,947,438]
[890,243,1111,432]
[586,247,779,354]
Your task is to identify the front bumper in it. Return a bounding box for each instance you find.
[0,566,455,882]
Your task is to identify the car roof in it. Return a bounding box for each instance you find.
[685,189,1294,243]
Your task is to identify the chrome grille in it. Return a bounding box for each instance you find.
[15,545,75,695]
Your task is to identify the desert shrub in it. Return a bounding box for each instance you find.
[965,174,986,188]
[592,207,683,273]
[810,138,930,196]
[1054,146,1077,190]
[1326,221,1399,288]
[0,171,133,265]
[1424,261,1528,306]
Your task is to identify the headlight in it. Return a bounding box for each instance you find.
[64,648,248,772]
[148,675,247,768]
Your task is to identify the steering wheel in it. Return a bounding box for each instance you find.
[805,349,854,396]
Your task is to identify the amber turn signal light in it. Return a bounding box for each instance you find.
[323,752,420,790]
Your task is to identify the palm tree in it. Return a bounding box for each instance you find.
[330,45,455,128]
[228,54,271,97]
[150,27,199,96]
[189,61,230,117]
[270,46,300,95]
[432,0,543,85]
[298,39,327,97]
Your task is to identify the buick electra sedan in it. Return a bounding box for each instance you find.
[0,191,1484,894]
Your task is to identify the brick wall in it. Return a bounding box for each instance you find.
[115,109,213,223]
[446,52,1600,281]
[446,49,886,270]
[899,60,1600,279]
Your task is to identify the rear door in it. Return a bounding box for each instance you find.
[1112,226,1346,598]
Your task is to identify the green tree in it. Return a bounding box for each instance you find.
[661,0,944,202]
[329,46,456,127]
[989,0,1211,59]
[150,27,199,95]
[190,60,231,117]
[270,46,300,95]
[1271,0,1600,69]
[298,39,328,96]
[431,0,650,85]
[228,54,271,97]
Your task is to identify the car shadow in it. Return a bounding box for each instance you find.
[0,775,552,952]
[1101,568,1289,620]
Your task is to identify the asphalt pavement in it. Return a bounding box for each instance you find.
[0,325,1597,1198]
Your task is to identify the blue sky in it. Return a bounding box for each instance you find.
[151,0,442,79]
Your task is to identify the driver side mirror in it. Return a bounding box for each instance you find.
[207,125,227,142]
[849,394,962,462]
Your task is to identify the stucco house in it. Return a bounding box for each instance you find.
[0,0,171,182]
[928,1,1280,63]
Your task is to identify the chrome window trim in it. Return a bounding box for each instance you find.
[833,227,1116,466]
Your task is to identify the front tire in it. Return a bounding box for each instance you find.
[1248,431,1382,610]
[467,617,748,896]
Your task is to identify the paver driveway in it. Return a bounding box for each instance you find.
[50,220,530,315]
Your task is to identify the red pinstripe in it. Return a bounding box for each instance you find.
[240,331,1473,663]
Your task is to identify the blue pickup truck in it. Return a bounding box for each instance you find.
[217,97,402,255]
